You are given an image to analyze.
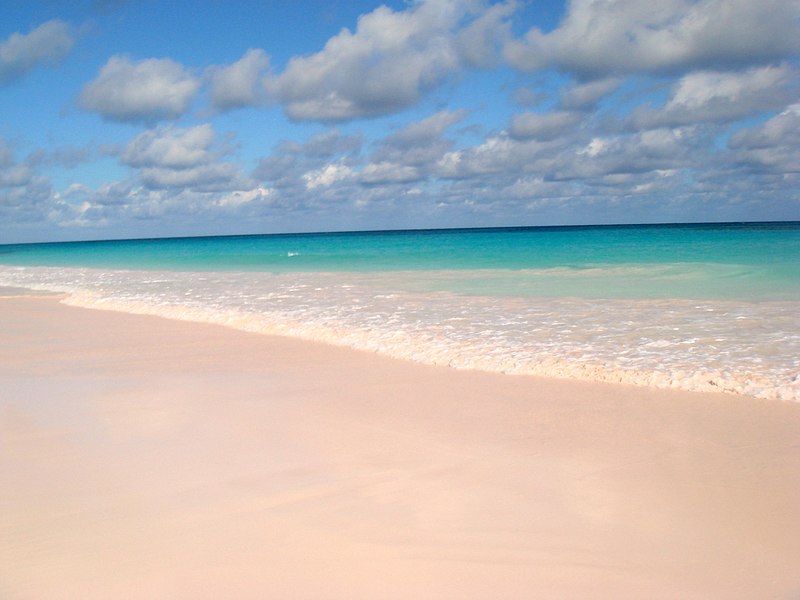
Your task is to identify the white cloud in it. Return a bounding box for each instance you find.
[360,162,421,184]
[509,110,581,140]
[391,109,469,144]
[670,68,780,111]
[118,124,254,192]
[730,104,800,151]
[56,175,275,233]
[140,163,242,189]
[729,104,800,173]
[369,109,467,168]
[121,124,216,169]
[554,127,699,180]
[559,78,622,110]
[207,48,270,111]
[217,186,273,208]
[298,129,363,158]
[303,163,354,189]
[0,164,35,187]
[581,138,607,158]
[0,139,36,189]
[429,119,703,189]
[455,0,515,68]
[64,183,90,196]
[0,139,56,228]
[504,176,553,195]
[630,65,797,128]
[435,134,523,178]
[79,55,201,123]
[505,0,800,77]
[0,20,75,84]
[265,0,495,122]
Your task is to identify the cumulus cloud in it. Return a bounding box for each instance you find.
[240,81,798,231]
[47,172,276,235]
[435,134,523,178]
[63,181,188,227]
[139,162,244,190]
[728,104,800,174]
[370,109,467,167]
[559,78,622,110]
[253,153,300,188]
[252,129,365,195]
[10,1,794,238]
[391,109,469,144]
[455,0,515,68]
[252,115,465,211]
[0,177,53,225]
[0,138,56,230]
[0,20,75,84]
[0,163,35,188]
[216,186,273,208]
[505,0,800,77]
[359,162,421,185]
[79,55,201,123]
[121,124,216,169]
[207,48,270,111]
[297,129,363,158]
[730,104,800,151]
[560,127,699,179]
[303,163,354,189]
[629,64,797,128]
[119,124,253,192]
[430,119,705,190]
[509,110,582,140]
[0,140,35,189]
[265,0,506,122]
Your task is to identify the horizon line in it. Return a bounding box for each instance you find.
[3,219,798,247]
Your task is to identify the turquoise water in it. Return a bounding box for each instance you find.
[2,222,799,300]
[1,222,799,400]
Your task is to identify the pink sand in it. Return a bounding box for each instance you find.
[1,295,799,599]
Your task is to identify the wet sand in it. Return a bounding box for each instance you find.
[1,294,799,599]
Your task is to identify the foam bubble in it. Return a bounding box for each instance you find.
[1,265,798,401]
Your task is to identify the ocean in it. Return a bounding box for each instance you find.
[1,222,798,400]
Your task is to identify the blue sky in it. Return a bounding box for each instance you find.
[1,0,798,243]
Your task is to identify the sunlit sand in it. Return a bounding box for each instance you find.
[2,294,799,598]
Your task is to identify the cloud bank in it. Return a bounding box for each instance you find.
[2,1,799,242]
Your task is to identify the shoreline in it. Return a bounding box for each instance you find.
[2,294,800,598]
[3,273,796,401]
[56,290,800,401]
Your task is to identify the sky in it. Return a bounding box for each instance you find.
[0,0,798,243]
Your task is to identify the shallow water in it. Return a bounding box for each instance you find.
[1,223,798,400]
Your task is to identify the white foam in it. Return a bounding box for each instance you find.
[2,265,798,401]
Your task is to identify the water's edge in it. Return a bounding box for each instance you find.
[3,267,796,402]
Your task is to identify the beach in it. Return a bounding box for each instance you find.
[2,292,799,599]
[3,0,799,593]
[3,224,798,402]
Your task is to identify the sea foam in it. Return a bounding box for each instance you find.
[2,265,798,401]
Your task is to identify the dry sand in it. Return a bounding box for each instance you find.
[1,293,799,599]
